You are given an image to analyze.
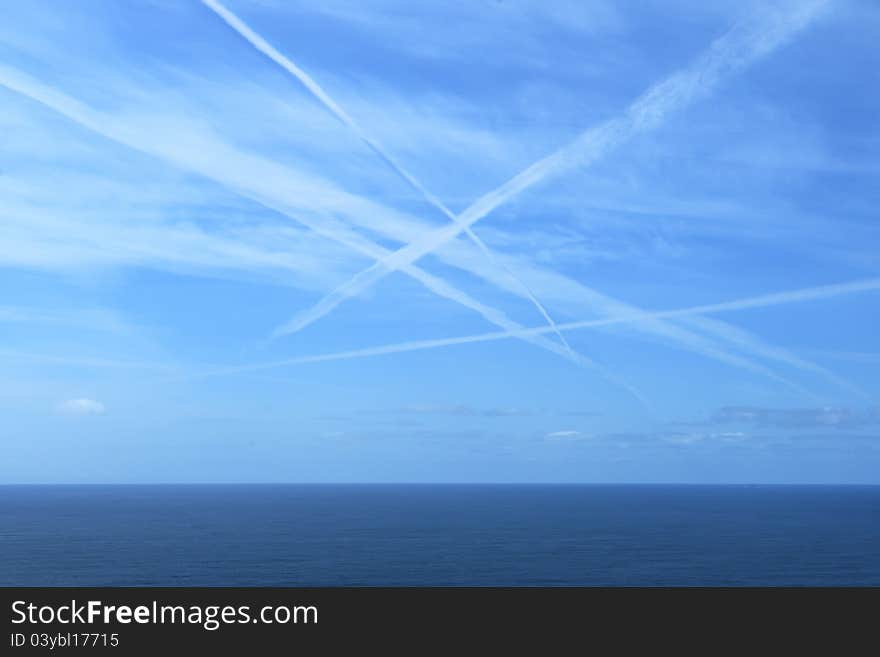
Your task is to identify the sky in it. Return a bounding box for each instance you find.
[1,0,878,483]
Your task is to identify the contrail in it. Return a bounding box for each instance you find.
[0,62,813,396]
[185,328,807,400]
[199,0,579,359]
[0,348,178,371]
[195,274,874,394]
[681,315,869,399]
[0,63,649,400]
[272,0,831,338]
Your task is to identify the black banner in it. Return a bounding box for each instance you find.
[1,587,876,653]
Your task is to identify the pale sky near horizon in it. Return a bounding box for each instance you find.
[1,0,878,483]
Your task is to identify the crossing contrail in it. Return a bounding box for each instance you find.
[195,274,873,396]
[200,0,580,359]
[271,0,831,338]
[0,62,651,400]
[0,58,820,397]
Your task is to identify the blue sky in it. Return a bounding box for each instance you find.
[1,0,878,483]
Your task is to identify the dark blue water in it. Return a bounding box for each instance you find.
[1,485,878,586]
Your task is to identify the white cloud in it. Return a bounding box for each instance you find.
[545,430,584,439]
[0,6,850,402]
[56,398,106,416]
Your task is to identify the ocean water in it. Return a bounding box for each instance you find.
[1,484,878,586]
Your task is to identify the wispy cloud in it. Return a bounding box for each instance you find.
[399,404,531,418]
[0,1,856,407]
[712,405,880,429]
[545,430,586,439]
[0,62,617,384]
[293,0,624,64]
[1,1,877,485]
[56,398,105,415]
[659,430,749,445]
[202,0,580,361]
[0,349,175,372]
[271,0,831,337]
[680,314,868,399]
[0,51,808,398]
[192,276,873,389]
[0,305,136,334]
[231,0,843,397]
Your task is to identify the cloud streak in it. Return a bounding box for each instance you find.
[545,430,585,440]
[398,404,531,418]
[200,0,580,359]
[56,398,105,415]
[712,405,880,429]
[0,349,177,371]
[192,274,873,385]
[681,314,869,399]
[0,60,646,399]
[0,17,832,400]
[272,0,831,337]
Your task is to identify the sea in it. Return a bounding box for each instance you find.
[1,484,878,586]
